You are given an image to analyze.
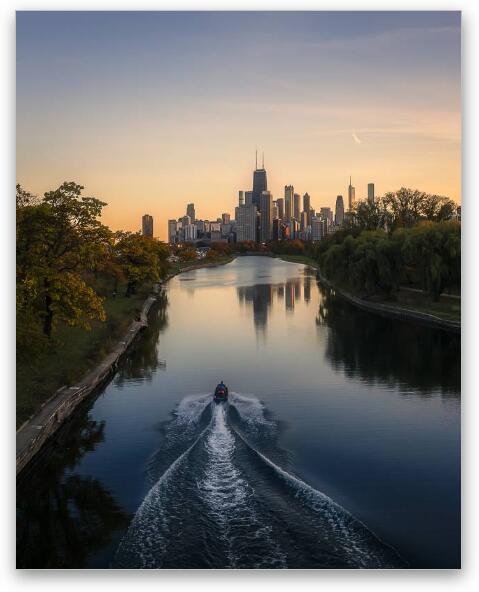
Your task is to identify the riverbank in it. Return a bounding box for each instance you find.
[16,255,235,475]
[274,254,460,333]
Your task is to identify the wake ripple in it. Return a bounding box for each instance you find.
[115,393,403,569]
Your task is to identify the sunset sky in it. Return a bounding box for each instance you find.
[16,11,461,240]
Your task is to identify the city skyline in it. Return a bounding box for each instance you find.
[17,11,461,240]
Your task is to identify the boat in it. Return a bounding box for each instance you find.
[213,382,228,403]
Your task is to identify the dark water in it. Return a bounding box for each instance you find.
[16,257,461,569]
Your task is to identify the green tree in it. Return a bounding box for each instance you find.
[17,182,110,337]
[402,222,460,301]
[114,231,169,297]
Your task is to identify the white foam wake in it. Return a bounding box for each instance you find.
[197,404,286,568]
[233,427,397,568]
[228,392,277,436]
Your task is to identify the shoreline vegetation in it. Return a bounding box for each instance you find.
[16,182,460,472]
[16,254,234,474]
[273,253,460,330]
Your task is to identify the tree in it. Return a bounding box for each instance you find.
[16,182,110,337]
[382,188,457,230]
[114,231,169,297]
[402,221,460,301]
[353,200,390,231]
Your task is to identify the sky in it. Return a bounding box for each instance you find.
[16,11,461,240]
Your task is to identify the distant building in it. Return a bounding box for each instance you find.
[293,193,301,221]
[335,195,345,226]
[284,185,294,222]
[367,183,375,205]
[245,191,254,206]
[238,191,245,206]
[311,216,327,241]
[272,218,282,241]
[259,190,273,242]
[289,218,300,240]
[303,192,311,213]
[168,219,177,243]
[184,223,197,242]
[272,200,279,220]
[300,210,308,231]
[221,223,232,238]
[348,177,356,212]
[276,197,284,221]
[180,215,191,228]
[186,203,196,222]
[222,213,231,224]
[320,207,333,228]
[236,204,256,242]
[142,214,153,238]
[252,152,268,209]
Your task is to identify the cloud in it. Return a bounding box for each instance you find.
[352,131,362,144]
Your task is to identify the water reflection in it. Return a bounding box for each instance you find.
[16,413,130,568]
[317,284,460,395]
[115,291,169,385]
[237,274,312,332]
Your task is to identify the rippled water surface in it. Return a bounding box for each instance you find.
[16,257,461,568]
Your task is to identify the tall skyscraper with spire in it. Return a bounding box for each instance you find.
[348,177,356,212]
[252,150,267,209]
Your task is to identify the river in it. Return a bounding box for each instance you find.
[16,256,461,569]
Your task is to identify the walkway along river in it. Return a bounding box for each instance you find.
[16,256,461,568]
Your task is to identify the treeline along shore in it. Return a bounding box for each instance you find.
[16,182,460,473]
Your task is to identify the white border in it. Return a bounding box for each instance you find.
[2,1,477,591]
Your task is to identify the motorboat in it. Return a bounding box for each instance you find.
[213,383,228,403]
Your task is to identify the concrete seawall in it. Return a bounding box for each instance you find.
[16,256,236,476]
[16,292,158,476]
[316,271,461,334]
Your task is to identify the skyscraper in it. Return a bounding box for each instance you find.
[238,190,245,206]
[293,193,301,221]
[142,214,153,238]
[300,210,308,231]
[368,183,375,204]
[272,200,279,220]
[303,192,311,212]
[168,219,177,243]
[311,217,327,241]
[186,203,195,222]
[284,185,294,222]
[183,224,197,242]
[259,190,273,242]
[222,213,231,224]
[348,177,356,212]
[252,151,267,209]
[335,195,345,226]
[276,197,284,221]
[320,207,333,228]
[236,204,256,242]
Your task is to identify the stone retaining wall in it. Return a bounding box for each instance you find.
[16,293,158,476]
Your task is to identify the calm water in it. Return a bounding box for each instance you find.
[16,257,461,569]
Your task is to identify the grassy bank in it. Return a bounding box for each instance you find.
[16,283,151,428]
[169,255,235,274]
[16,256,235,428]
[275,253,460,325]
[273,254,319,268]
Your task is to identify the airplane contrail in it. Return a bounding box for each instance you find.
[352,131,362,144]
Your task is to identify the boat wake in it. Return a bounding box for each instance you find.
[115,393,403,569]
